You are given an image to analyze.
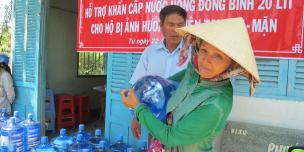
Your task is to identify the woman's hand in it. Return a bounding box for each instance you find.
[120,89,139,109]
[131,118,141,140]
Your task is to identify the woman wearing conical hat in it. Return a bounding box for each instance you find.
[121,17,260,152]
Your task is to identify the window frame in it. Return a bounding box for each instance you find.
[77,52,107,77]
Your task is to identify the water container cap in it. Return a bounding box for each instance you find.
[1,108,7,113]
[99,140,106,148]
[60,128,66,135]
[76,134,83,142]
[28,113,33,119]
[41,136,48,144]
[13,111,19,117]
[79,124,85,131]
[95,129,101,136]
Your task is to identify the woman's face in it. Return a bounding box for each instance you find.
[196,42,233,79]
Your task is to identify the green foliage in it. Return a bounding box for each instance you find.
[78,52,107,76]
[0,0,12,54]
[0,26,11,54]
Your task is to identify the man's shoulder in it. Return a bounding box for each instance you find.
[144,41,163,52]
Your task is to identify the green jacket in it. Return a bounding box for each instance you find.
[135,63,233,152]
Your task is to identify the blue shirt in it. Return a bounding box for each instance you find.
[129,40,191,85]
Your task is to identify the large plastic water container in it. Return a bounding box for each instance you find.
[51,128,74,150]
[13,111,24,124]
[20,113,41,151]
[71,124,92,141]
[57,142,68,152]
[132,76,179,121]
[69,134,93,152]
[35,136,57,152]
[93,140,108,152]
[109,136,128,152]
[1,117,24,152]
[89,129,108,149]
[1,143,16,152]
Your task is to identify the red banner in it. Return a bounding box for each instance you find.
[77,0,304,58]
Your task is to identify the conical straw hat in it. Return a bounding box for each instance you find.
[176,17,260,83]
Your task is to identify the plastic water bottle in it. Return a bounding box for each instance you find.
[1,117,24,152]
[89,129,108,149]
[132,76,179,121]
[69,134,93,152]
[35,136,57,152]
[109,136,128,152]
[13,111,24,124]
[21,113,41,151]
[71,124,92,141]
[51,128,74,150]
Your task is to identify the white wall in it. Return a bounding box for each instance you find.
[46,1,106,110]
[214,96,304,152]
[229,96,304,130]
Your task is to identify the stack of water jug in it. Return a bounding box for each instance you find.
[0,108,147,152]
[0,108,41,152]
[36,124,147,152]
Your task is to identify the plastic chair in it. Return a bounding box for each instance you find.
[55,94,76,130]
[45,89,55,134]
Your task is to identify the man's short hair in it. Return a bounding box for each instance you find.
[159,5,187,24]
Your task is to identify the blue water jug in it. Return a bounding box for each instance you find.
[57,142,68,152]
[109,136,128,152]
[89,129,108,149]
[35,136,57,152]
[132,76,179,121]
[21,113,41,151]
[94,140,109,152]
[71,124,92,141]
[1,143,16,152]
[1,117,24,152]
[69,134,93,152]
[51,128,74,150]
[13,111,24,124]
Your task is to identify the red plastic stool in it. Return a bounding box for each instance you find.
[55,94,76,130]
[74,95,91,124]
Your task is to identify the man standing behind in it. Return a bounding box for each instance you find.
[129,5,190,139]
